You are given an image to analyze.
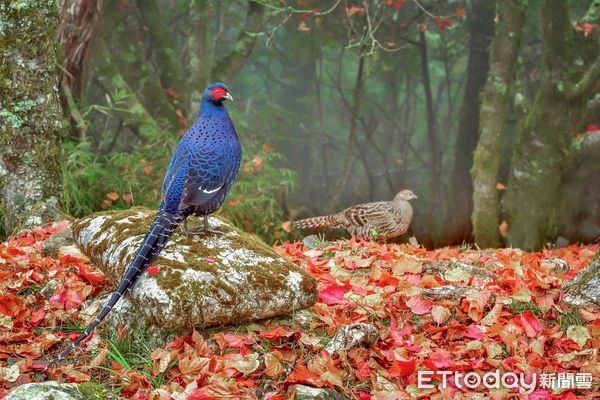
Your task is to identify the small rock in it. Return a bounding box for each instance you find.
[420,285,469,300]
[57,244,86,260]
[302,234,329,249]
[293,309,319,329]
[40,279,60,298]
[541,258,570,272]
[287,384,348,400]
[408,236,419,247]
[3,381,84,400]
[422,260,497,281]
[42,226,74,256]
[324,323,378,355]
[554,236,570,248]
[562,251,600,309]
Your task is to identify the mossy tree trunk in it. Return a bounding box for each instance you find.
[443,0,495,245]
[0,0,66,234]
[471,0,526,248]
[503,0,600,250]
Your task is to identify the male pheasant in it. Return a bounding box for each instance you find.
[47,82,241,368]
[293,190,417,239]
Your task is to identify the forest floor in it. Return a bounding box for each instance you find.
[0,221,598,399]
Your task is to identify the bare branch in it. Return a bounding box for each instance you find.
[567,55,600,99]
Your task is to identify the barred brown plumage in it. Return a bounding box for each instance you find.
[293,190,417,239]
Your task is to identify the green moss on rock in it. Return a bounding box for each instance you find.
[78,382,106,400]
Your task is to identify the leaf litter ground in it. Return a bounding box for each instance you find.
[0,222,598,399]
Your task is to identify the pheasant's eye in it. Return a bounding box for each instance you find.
[212,87,225,99]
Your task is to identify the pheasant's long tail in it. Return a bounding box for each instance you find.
[293,214,342,230]
[46,208,187,370]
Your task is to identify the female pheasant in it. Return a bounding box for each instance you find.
[293,190,417,239]
[47,82,241,368]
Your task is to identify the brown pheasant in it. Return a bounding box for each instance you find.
[293,190,417,239]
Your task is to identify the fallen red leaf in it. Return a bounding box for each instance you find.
[405,296,433,315]
[518,311,542,337]
[318,283,345,305]
[147,266,160,275]
[388,357,416,377]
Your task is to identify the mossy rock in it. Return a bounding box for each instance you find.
[4,381,84,400]
[562,250,600,309]
[72,207,317,330]
[287,385,349,400]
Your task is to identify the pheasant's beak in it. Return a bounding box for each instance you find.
[224,92,234,102]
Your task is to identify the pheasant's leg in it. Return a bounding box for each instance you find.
[182,219,205,236]
[202,215,225,235]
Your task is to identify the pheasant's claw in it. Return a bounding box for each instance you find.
[203,216,225,235]
[182,219,205,237]
[204,227,225,236]
[182,218,225,236]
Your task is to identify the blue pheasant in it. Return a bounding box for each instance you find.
[47,82,241,368]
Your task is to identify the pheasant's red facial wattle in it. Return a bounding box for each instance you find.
[211,87,226,100]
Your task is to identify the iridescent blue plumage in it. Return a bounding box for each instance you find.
[48,82,241,368]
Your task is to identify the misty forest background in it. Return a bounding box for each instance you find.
[1,0,599,251]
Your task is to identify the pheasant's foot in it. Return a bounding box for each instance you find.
[182,219,206,237]
[202,216,225,235]
[203,227,225,235]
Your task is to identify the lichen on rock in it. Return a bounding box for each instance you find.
[3,381,84,400]
[72,207,317,330]
[562,250,600,309]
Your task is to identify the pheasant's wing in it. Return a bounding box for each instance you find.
[166,114,239,209]
[161,139,189,199]
[390,207,411,235]
[179,145,233,208]
[343,202,387,227]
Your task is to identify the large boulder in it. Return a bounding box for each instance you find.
[73,207,317,330]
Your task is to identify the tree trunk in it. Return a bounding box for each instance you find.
[443,0,495,245]
[101,3,179,131]
[94,40,162,142]
[187,0,211,112]
[471,0,526,248]
[59,0,104,141]
[135,0,187,112]
[328,42,367,212]
[418,30,441,246]
[0,1,66,234]
[211,0,265,83]
[59,0,104,97]
[558,132,600,242]
[562,249,600,309]
[503,0,599,250]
